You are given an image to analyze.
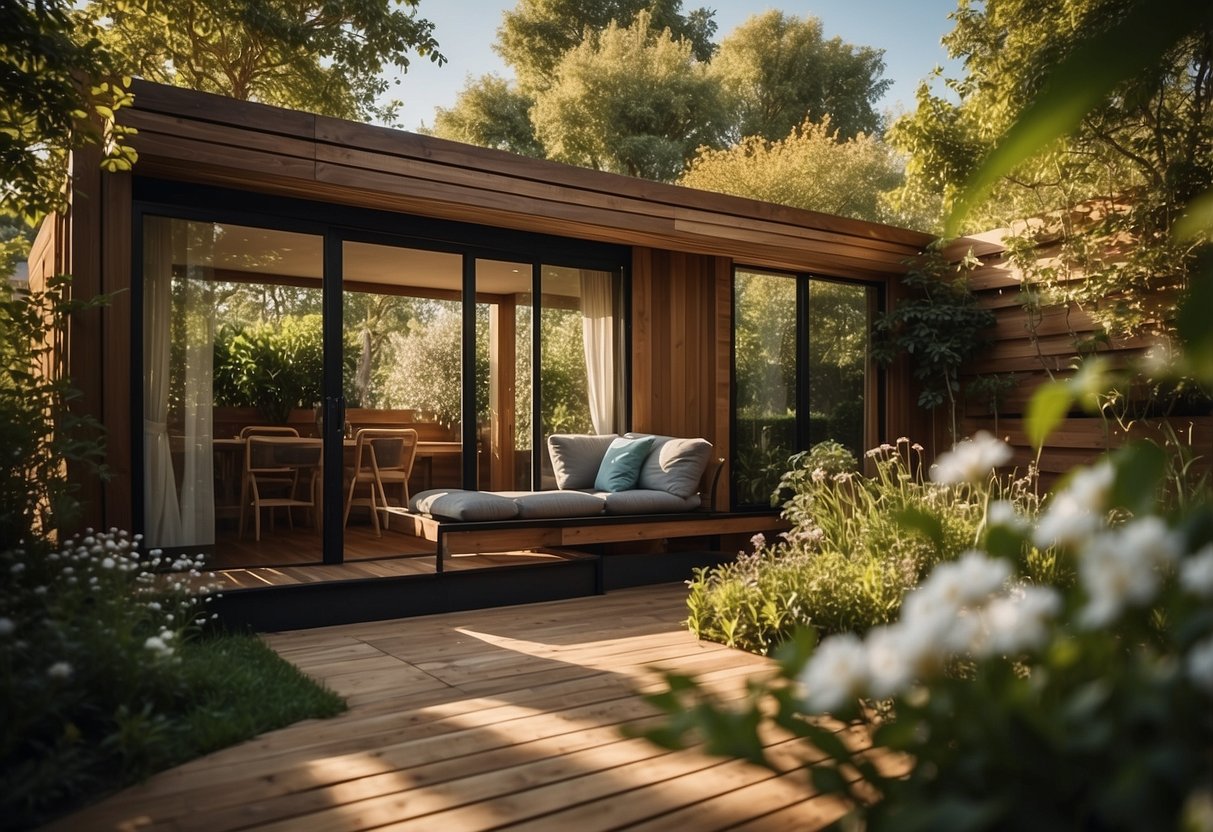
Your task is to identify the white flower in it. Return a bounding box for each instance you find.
[866,626,916,698]
[101,557,115,569]
[800,633,868,713]
[1077,529,1166,628]
[910,551,1011,616]
[10,562,25,575]
[144,635,174,658]
[975,586,1062,658]
[986,499,1026,531]
[1033,493,1102,550]
[1065,461,1116,514]
[1181,544,1213,597]
[0,617,14,636]
[750,533,766,550]
[929,431,1012,485]
[1187,636,1213,694]
[811,467,827,484]
[47,661,73,680]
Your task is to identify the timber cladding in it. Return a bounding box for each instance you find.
[954,229,1208,482]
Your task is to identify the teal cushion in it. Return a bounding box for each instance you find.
[593,435,655,493]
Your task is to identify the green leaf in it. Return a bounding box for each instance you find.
[1109,442,1166,516]
[945,0,1210,236]
[1174,189,1213,242]
[895,507,943,550]
[1025,381,1072,451]
[1177,248,1213,384]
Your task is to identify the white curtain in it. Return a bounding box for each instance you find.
[143,217,183,547]
[580,270,616,435]
[143,218,216,547]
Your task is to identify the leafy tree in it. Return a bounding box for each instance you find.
[497,0,717,93]
[428,75,543,156]
[1,0,135,224]
[84,0,445,122]
[680,118,922,227]
[710,11,890,143]
[888,0,1212,260]
[531,11,727,180]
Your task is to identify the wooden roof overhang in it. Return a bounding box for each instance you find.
[119,80,933,281]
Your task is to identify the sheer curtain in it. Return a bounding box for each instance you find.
[143,218,216,548]
[143,218,183,546]
[580,270,616,435]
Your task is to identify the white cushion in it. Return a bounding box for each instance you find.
[625,434,713,498]
[547,433,619,489]
[409,489,519,522]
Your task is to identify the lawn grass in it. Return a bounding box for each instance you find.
[22,631,345,831]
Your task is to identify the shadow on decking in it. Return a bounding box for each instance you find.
[51,585,850,831]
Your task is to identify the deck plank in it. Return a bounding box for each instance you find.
[51,584,845,831]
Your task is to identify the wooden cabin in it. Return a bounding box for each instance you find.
[28,80,935,627]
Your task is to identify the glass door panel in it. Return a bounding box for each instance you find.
[732,270,798,506]
[475,259,534,490]
[342,241,463,550]
[538,265,622,488]
[142,216,326,567]
[807,279,874,457]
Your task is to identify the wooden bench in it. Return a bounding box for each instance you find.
[389,457,789,571]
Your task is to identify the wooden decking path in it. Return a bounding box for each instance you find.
[54,584,852,831]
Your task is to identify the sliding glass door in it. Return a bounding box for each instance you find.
[141,216,327,564]
[732,268,877,508]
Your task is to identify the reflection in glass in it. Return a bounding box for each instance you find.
[142,217,325,565]
[732,271,798,506]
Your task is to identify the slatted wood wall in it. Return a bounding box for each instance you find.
[953,229,1209,483]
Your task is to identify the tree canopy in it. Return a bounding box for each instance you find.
[83,0,445,122]
[531,11,727,180]
[496,0,716,93]
[429,74,543,156]
[679,118,922,227]
[711,11,890,143]
[1,0,135,224]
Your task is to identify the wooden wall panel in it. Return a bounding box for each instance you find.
[630,248,725,450]
[101,172,134,529]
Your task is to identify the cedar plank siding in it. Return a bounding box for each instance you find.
[63,80,935,530]
[949,229,1204,483]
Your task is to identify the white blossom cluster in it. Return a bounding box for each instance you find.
[797,432,1213,713]
[929,430,1014,485]
[799,550,1062,712]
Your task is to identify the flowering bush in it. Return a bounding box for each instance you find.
[685,437,1047,653]
[645,434,1213,830]
[0,529,224,826]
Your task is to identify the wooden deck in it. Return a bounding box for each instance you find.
[53,585,853,831]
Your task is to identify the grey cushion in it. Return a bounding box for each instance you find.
[498,490,606,519]
[409,489,520,522]
[547,433,619,490]
[625,434,713,498]
[592,489,702,515]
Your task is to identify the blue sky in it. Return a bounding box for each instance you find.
[387,0,965,131]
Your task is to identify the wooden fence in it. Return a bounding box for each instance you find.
[949,228,1212,485]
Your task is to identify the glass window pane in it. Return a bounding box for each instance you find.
[143,217,325,566]
[538,266,621,487]
[808,279,872,458]
[342,241,464,505]
[732,270,798,506]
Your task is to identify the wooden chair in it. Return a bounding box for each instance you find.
[240,434,320,541]
[237,425,300,538]
[343,428,418,536]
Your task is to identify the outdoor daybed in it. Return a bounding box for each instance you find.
[398,433,783,567]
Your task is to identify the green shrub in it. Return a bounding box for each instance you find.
[687,437,1044,654]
